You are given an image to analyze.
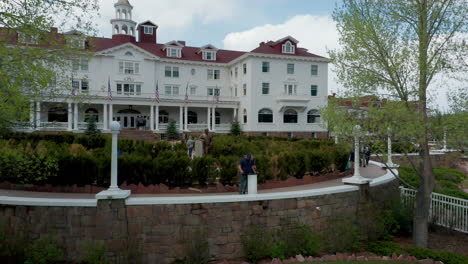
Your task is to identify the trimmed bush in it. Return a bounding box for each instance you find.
[218,156,238,185]
[191,156,217,186]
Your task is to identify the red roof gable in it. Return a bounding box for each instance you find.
[251,41,327,59]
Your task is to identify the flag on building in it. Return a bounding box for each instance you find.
[184,82,189,104]
[154,80,160,103]
[107,76,112,100]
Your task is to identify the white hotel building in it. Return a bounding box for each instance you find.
[26,0,330,138]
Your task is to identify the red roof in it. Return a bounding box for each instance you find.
[251,40,327,59]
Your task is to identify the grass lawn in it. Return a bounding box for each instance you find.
[304,260,417,264]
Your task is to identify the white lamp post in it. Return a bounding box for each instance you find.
[343,125,371,185]
[96,121,131,200]
[386,128,399,168]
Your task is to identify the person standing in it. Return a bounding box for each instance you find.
[238,153,257,195]
[187,136,195,159]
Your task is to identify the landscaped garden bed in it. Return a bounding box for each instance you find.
[0,133,350,193]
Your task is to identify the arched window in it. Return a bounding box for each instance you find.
[117,9,121,19]
[85,108,99,122]
[243,109,247,124]
[125,51,133,56]
[114,25,119,34]
[159,110,169,123]
[258,108,273,123]
[283,109,298,123]
[282,41,295,54]
[122,10,127,19]
[48,106,68,122]
[130,27,134,36]
[188,111,197,124]
[307,109,320,123]
[122,25,128,35]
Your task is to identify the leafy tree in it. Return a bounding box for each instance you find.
[166,119,179,141]
[84,116,100,135]
[327,0,468,247]
[0,0,99,129]
[230,120,242,136]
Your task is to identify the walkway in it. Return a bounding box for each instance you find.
[0,164,387,199]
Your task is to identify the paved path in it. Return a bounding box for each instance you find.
[0,164,387,199]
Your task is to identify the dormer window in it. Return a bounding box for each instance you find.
[203,51,216,61]
[282,41,295,54]
[167,47,182,58]
[143,26,153,35]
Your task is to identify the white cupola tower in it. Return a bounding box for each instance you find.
[111,0,137,38]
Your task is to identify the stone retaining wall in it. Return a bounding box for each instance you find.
[372,152,461,168]
[0,179,398,263]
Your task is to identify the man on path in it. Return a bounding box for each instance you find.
[238,153,257,194]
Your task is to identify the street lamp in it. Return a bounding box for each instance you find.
[343,124,371,185]
[96,121,131,199]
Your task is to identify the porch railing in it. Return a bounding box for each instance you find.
[400,186,468,233]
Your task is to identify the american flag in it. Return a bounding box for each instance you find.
[184,82,189,104]
[107,76,112,100]
[154,81,160,103]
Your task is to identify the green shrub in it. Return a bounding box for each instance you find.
[218,156,238,185]
[407,247,468,264]
[82,240,108,264]
[254,155,274,183]
[278,152,307,179]
[241,225,270,263]
[230,120,242,136]
[154,151,190,186]
[0,151,58,185]
[307,150,332,173]
[191,156,217,186]
[175,229,210,264]
[280,223,319,257]
[166,120,179,140]
[119,154,155,185]
[321,216,362,253]
[365,241,405,256]
[24,235,64,264]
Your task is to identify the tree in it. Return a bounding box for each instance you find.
[230,120,242,136]
[166,119,179,141]
[84,116,99,135]
[327,0,468,247]
[0,0,99,129]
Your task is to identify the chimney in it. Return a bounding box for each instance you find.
[50,27,58,33]
[177,40,186,46]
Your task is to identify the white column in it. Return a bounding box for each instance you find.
[353,135,361,177]
[232,108,236,121]
[150,105,154,131]
[184,106,188,131]
[30,102,35,128]
[35,102,41,129]
[73,103,78,130]
[207,107,211,131]
[388,132,393,166]
[155,105,159,131]
[211,107,216,131]
[342,125,370,185]
[67,103,73,131]
[443,129,447,150]
[179,106,183,131]
[109,104,113,125]
[335,136,339,144]
[103,103,108,130]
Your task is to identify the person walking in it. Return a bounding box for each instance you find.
[364,146,371,166]
[238,153,257,195]
[187,136,195,159]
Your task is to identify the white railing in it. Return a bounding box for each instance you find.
[400,187,468,233]
[78,122,103,130]
[188,123,209,131]
[40,122,68,130]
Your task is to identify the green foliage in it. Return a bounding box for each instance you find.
[24,235,64,264]
[85,117,100,135]
[82,240,108,264]
[230,120,242,136]
[0,222,28,262]
[279,223,320,257]
[241,225,271,263]
[365,241,405,256]
[174,229,210,264]
[217,155,238,185]
[322,216,362,253]
[155,151,191,186]
[166,120,179,141]
[191,156,217,186]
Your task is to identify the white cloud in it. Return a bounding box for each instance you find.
[223,15,341,93]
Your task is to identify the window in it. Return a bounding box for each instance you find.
[243,64,247,74]
[243,84,247,96]
[188,111,197,124]
[47,107,67,122]
[258,108,273,123]
[243,109,247,123]
[119,61,139,74]
[234,85,238,97]
[202,51,216,61]
[311,85,318,96]
[284,109,298,123]
[19,33,38,44]
[165,66,179,77]
[287,63,294,74]
[207,87,220,96]
[235,67,238,77]
[284,84,297,95]
[307,109,320,123]
[167,47,181,58]
[81,59,89,71]
[282,41,295,54]
[207,69,220,80]
[72,58,88,71]
[164,85,179,96]
[84,108,99,122]
[125,51,133,56]
[81,80,89,93]
[262,61,270,73]
[210,112,221,125]
[262,83,270,95]
[311,65,318,76]
[116,83,142,96]
[159,110,169,123]
[143,26,153,35]
[190,86,196,95]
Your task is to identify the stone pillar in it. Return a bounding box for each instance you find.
[30,102,35,128]
[211,107,216,132]
[35,102,41,129]
[73,103,78,130]
[155,105,159,131]
[179,106,183,131]
[207,107,211,131]
[184,105,188,131]
[343,125,370,185]
[150,105,154,131]
[103,103,108,130]
[67,103,73,131]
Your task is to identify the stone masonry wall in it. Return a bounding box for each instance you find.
[0,179,398,264]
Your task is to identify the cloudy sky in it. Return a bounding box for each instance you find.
[92,0,454,109]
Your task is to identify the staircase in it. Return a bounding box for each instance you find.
[119,129,158,142]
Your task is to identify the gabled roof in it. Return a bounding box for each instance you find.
[197,44,218,53]
[137,20,158,28]
[272,35,299,45]
[163,40,184,48]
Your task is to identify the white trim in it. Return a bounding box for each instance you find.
[0,196,97,207]
[368,160,397,187]
[137,20,158,28]
[273,35,299,45]
[95,42,159,60]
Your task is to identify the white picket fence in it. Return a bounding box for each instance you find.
[400,187,468,233]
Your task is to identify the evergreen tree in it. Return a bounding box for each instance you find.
[85,117,100,135]
[230,121,242,136]
[166,119,179,141]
